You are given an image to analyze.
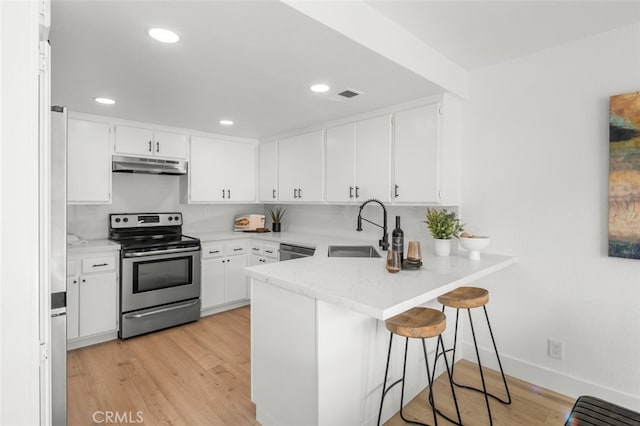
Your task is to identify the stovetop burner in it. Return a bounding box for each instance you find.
[109,212,200,253]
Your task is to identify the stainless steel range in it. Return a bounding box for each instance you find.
[109,212,201,339]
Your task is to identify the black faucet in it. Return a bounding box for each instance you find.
[356,199,389,251]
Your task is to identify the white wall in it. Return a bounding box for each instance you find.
[0,1,43,424]
[461,23,640,409]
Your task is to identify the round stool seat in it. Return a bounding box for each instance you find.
[438,286,489,309]
[385,307,446,339]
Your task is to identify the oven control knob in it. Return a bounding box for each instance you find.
[168,217,173,221]
[115,218,121,223]
[123,217,129,223]
[174,216,180,221]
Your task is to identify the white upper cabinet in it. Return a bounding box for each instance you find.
[393,104,440,203]
[188,136,256,203]
[278,131,323,202]
[325,123,355,203]
[259,140,278,202]
[115,125,187,159]
[325,115,391,203]
[67,118,112,204]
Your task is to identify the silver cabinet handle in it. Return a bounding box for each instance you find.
[272,189,276,199]
[156,141,160,153]
[394,184,399,198]
[92,263,108,267]
[209,250,220,254]
[233,248,242,251]
[355,186,360,199]
[349,186,353,199]
[222,189,226,199]
[227,189,231,199]
[298,188,302,198]
[148,140,152,152]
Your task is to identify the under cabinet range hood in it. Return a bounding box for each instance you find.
[112,155,187,175]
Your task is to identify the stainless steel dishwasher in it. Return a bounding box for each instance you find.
[279,243,316,261]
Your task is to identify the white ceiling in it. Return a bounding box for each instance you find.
[50,1,640,139]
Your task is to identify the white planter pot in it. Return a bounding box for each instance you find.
[433,239,452,256]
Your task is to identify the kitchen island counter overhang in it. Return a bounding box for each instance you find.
[246,251,516,426]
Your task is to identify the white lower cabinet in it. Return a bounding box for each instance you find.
[249,241,279,265]
[201,240,250,314]
[66,252,118,346]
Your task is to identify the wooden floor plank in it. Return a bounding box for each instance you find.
[68,306,573,425]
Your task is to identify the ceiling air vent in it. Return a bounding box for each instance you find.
[338,89,360,99]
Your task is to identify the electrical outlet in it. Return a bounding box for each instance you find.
[548,339,564,360]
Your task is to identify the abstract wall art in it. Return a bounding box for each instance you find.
[609,91,640,259]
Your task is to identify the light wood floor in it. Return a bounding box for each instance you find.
[68,306,574,425]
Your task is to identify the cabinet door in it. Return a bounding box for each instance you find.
[356,115,391,202]
[259,140,278,201]
[114,125,154,157]
[225,254,248,302]
[67,119,111,203]
[66,277,79,340]
[394,104,440,203]
[325,123,355,203]
[201,258,226,309]
[154,130,187,159]
[226,142,256,202]
[78,273,117,337]
[189,136,226,202]
[296,131,323,202]
[278,136,299,202]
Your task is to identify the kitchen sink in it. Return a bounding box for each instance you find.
[327,245,381,258]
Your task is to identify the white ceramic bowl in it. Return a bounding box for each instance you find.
[458,236,490,260]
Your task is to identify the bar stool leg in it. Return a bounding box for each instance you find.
[378,333,458,426]
[467,307,494,425]
[378,332,395,426]
[482,306,512,405]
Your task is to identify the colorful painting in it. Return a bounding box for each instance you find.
[609,91,640,258]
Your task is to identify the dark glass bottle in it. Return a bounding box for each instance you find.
[392,216,404,262]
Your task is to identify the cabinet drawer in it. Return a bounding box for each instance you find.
[250,243,263,256]
[226,242,247,256]
[67,259,78,277]
[81,255,116,274]
[263,245,279,259]
[202,244,224,259]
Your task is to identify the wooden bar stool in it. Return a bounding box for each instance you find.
[377,307,462,426]
[437,287,511,426]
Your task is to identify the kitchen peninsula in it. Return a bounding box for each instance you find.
[246,249,515,426]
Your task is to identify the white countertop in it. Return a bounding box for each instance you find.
[67,239,120,256]
[245,251,516,320]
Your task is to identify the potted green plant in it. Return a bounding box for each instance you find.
[268,207,286,232]
[425,208,464,256]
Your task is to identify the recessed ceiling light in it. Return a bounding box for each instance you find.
[310,83,330,93]
[219,120,234,126]
[94,97,116,105]
[148,27,180,44]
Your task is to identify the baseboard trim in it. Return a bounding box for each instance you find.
[460,342,640,411]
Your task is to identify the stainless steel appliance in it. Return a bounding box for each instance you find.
[279,243,316,261]
[109,213,201,339]
[112,155,187,175]
[50,106,67,426]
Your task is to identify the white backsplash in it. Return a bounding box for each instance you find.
[67,172,458,252]
[264,203,460,250]
[67,173,261,239]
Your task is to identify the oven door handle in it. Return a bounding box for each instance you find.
[123,246,201,258]
[124,299,199,319]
